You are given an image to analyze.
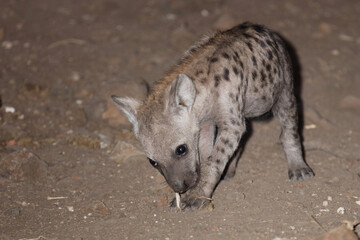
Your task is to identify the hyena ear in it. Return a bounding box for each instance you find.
[111,95,140,136]
[169,74,196,111]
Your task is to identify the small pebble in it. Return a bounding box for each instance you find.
[201,9,209,17]
[331,49,339,56]
[5,106,15,113]
[166,13,176,20]
[339,34,354,42]
[337,207,345,214]
[356,200,360,206]
[327,196,332,201]
[2,41,13,49]
[66,206,74,212]
[322,201,328,207]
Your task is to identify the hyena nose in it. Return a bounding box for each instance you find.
[172,181,188,193]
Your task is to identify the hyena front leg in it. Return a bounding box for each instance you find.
[223,145,243,180]
[180,116,246,209]
[272,88,314,181]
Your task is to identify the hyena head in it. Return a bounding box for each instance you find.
[112,74,214,193]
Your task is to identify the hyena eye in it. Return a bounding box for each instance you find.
[175,144,188,156]
[148,158,158,167]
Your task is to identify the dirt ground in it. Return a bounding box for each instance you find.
[1,0,360,239]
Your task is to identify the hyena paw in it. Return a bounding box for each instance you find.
[181,196,214,210]
[170,195,213,211]
[288,166,315,181]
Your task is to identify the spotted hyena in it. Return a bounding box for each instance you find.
[112,22,314,210]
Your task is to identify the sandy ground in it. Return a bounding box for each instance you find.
[1,0,360,239]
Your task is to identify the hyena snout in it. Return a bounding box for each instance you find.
[167,170,198,193]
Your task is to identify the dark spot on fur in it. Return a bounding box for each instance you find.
[201,77,207,83]
[253,24,265,34]
[229,92,234,99]
[230,108,234,114]
[240,72,244,80]
[228,143,233,148]
[254,87,258,93]
[258,39,266,48]
[234,130,240,135]
[243,33,252,39]
[267,50,274,61]
[232,66,239,75]
[195,70,204,76]
[231,119,236,125]
[252,56,257,66]
[260,70,266,82]
[262,59,266,66]
[222,52,230,59]
[216,159,221,164]
[266,64,271,72]
[239,60,244,69]
[262,95,266,100]
[235,94,239,101]
[221,148,225,154]
[210,57,218,63]
[221,138,229,145]
[233,55,238,63]
[246,42,253,52]
[214,75,221,87]
[273,67,277,75]
[252,71,258,79]
[223,68,230,81]
[293,133,299,139]
[266,39,273,47]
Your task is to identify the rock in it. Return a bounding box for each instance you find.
[67,135,100,149]
[213,14,237,31]
[102,79,148,127]
[110,140,145,163]
[339,95,360,110]
[92,201,111,216]
[0,149,48,183]
[313,225,358,240]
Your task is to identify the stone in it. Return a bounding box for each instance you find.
[67,135,100,149]
[92,201,111,215]
[0,149,48,183]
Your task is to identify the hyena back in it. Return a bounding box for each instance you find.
[112,22,314,210]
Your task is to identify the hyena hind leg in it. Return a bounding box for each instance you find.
[272,91,314,181]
